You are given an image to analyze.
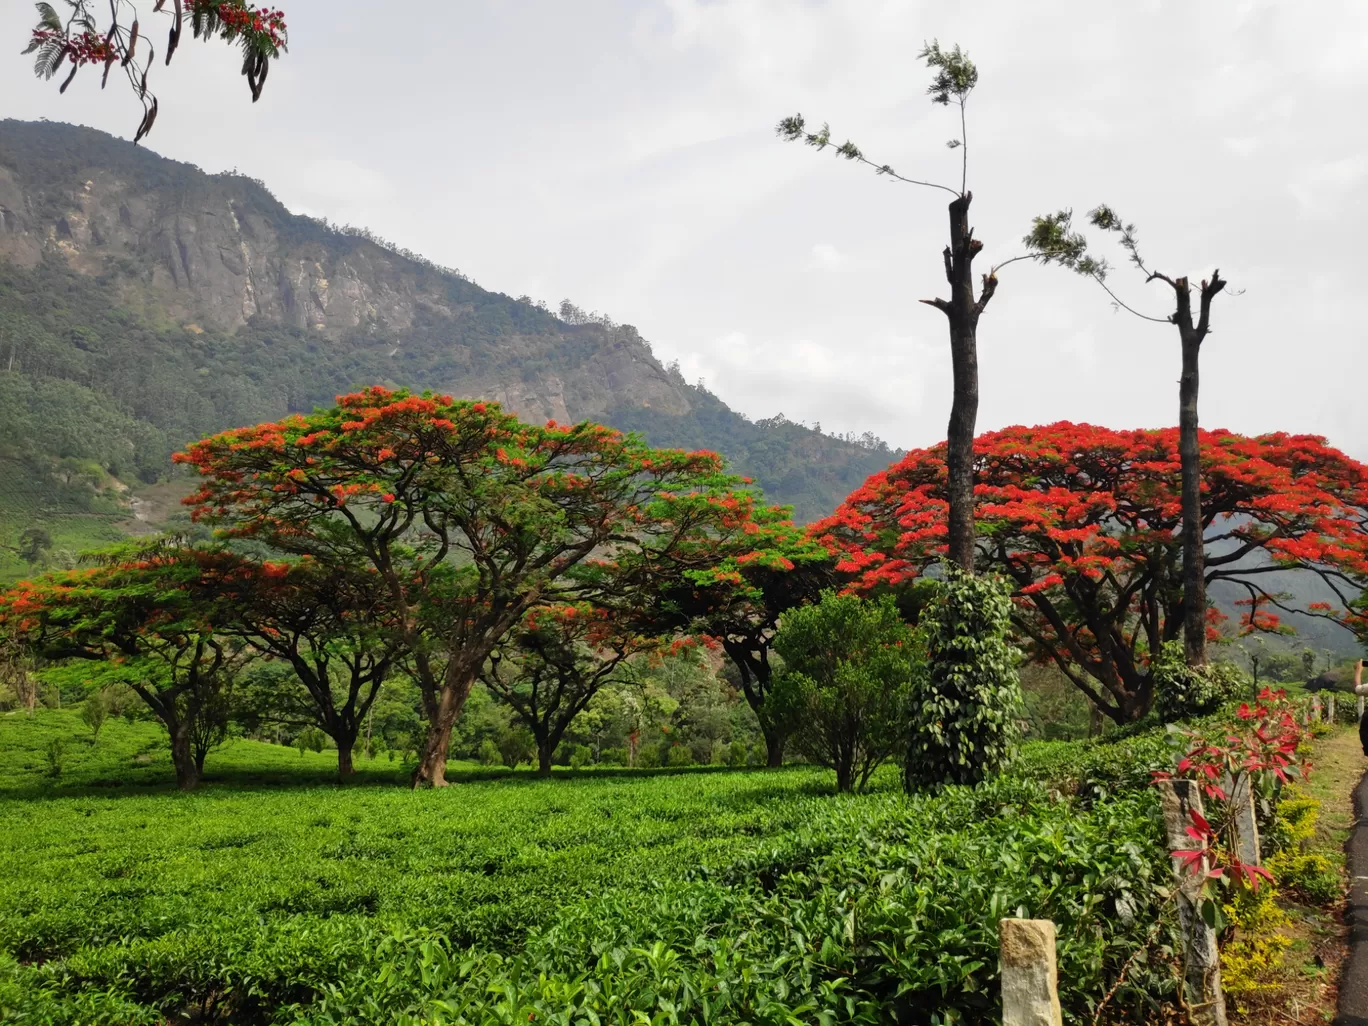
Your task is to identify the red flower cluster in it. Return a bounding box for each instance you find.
[198,2,288,49]
[30,29,112,66]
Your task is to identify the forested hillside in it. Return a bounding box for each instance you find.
[0,119,896,536]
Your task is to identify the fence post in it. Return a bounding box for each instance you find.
[1327,693,1337,724]
[1229,771,1259,868]
[999,918,1062,1026]
[1312,693,1323,724]
[1157,779,1229,1026]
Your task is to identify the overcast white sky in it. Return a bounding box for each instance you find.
[4,1,1366,456]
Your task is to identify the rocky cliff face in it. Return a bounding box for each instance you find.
[0,119,688,426]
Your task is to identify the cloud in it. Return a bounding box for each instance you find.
[807,243,850,271]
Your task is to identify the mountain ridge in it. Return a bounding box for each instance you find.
[0,118,899,526]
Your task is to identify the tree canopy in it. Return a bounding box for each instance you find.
[813,422,1368,722]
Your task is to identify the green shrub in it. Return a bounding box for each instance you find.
[772,591,913,792]
[42,738,64,778]
[665,744,693,768]
[726,742,747,768]
[1152,641,1249,723]
[1267,850,1341,905]
[567,745,592,770]
[904,570,1022,791]
[599,746,627,767]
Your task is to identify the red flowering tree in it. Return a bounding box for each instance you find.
[24,1,288,142]
[591,490,834,767]
[0,542,254,789]
[480,602,653,776]
[813,422,1368,723]
[224,556,401,777]
[175,387,738,787]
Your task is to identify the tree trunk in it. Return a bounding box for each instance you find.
[1179,331,1206,667]
[537,737,555,777]
[411,673,476,788]
[764,729,785,768]
[169,722,200,791]
[336,741,355,778]
[929,193,993,573]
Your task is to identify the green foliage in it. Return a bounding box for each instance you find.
[42,737,64,778]
[904,571,1023,791]
[0,708,1180,1025]
[1152,641,1250,723]
[771,592,914,792]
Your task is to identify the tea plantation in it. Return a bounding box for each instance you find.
[0,709,1187,1025]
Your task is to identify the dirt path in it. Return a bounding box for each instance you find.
[1330,726,1367,1026]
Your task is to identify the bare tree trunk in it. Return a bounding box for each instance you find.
[1179,331,1206,667]
[923,193,996,572]
[537,738,554,777]
[336,742,355,778]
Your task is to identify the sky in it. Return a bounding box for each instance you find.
[4,0,1367,457]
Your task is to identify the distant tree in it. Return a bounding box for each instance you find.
[1025,207,1229,668]
[600,490,833,767]
[771,591,914,792]
[79,686,110,743]
[0,633,39,716]
[175,387,740,787]
[225,556,401,777]
[17,526,53,566]
[0,540,252,788]
[778,41,1019,571]
[23,0,289,142]
[814,422,1368,723]
[481,603,650,776]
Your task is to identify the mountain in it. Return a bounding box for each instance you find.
[0,119,899,557]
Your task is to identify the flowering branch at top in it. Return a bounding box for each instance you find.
[23,0,289,143]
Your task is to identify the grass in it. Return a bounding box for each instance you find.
[0,460,135,585]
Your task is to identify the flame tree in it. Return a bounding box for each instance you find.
[480,602,651,776]
[175,387,742,787]
[590,489,834,767]
[0,542,254,789]
[223,555,402,777]
[813,422,1368,723]
[23,1,289,142]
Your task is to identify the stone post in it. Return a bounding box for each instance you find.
[999,918,1062,1026]
[1312,694,1322,724]
[1157,779,1228,1026]
[1228,772,1260,869]
[1327,693,1336,724]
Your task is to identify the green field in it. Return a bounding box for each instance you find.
[0,707,1182,1025]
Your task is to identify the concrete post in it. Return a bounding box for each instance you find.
[1312,694,1322,724]
[1327,693,1337,724]
[1157,779,1228,1026]
[999,918,1062,1026]
[1229,772,1260,869]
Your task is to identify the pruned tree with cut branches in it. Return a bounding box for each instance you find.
[22,0,288,142]
[778,41,1024,572]
[1025,206,1231,667]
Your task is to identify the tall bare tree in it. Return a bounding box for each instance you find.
[779,41,1018,571]
[1025,207,1228,665]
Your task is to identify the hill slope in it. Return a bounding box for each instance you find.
[0,118,897,534]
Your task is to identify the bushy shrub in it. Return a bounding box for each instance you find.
[770,591,914,792]
[1266,849,1341,905]
[567,745,592,770]
[904,570,1022,791]
[599,746,628,767]
[1152,641,1250,722]
[665,744,694,768]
